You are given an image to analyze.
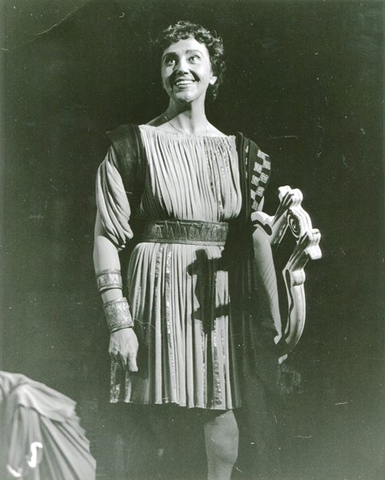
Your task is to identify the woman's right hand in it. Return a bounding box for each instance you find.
[109,328,139,372]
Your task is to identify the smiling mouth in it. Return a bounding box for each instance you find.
[174,79,195,88]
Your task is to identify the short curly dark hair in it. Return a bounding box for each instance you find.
[156,21,225,101]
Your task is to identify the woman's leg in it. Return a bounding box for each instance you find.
[111,404,175,480]
[204,410,239,480]
[234,374,282,480]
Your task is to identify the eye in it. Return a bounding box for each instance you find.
[189,55,200,64]
[164,57,176,67]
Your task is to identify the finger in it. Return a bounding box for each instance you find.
[110,348,120,361]
[118,353,128,371]
[127,354,138,372]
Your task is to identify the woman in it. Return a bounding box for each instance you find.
[94,21,280,480]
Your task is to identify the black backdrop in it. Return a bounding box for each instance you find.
[1,0,384,478]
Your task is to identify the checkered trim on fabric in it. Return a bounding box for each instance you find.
[257,148,270,161]
[235,132,272,217]
[250,149,271,212]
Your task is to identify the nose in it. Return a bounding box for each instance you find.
[175,57,189,75]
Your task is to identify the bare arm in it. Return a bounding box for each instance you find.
[252,197,282,341]
[94,211,138,372]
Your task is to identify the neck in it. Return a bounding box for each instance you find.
[164,100,208,134]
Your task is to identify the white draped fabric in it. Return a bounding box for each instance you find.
[96,126,243,410]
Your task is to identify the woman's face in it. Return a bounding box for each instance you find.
[161,37,217,105]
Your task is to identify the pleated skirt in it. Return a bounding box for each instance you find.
[110,241,241,410]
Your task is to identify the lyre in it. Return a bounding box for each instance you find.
[251,186,322,362]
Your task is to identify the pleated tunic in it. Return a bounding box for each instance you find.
[97,125,243,410]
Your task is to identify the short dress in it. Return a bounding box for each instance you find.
[96,125,243,410]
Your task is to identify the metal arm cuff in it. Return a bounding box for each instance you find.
[103,297,134,333]
[96,269,123,293]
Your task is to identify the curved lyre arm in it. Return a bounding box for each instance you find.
[278,225,322,354]
[252,186,303,245]
[251,187,322,360]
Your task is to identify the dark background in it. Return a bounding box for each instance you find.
[1,0,384,478]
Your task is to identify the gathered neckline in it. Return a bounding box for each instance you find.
[140,124,235,141]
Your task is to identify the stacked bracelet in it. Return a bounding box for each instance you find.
[103,297,134,333]
[96,269,123,294]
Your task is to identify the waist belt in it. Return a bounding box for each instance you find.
[140,220,229,246]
